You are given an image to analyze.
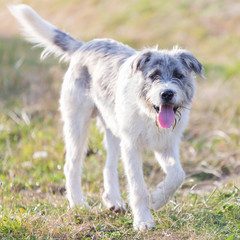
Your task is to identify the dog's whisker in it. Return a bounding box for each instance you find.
[178,105,191,111]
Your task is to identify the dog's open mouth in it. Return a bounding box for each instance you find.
[153,105,178,129]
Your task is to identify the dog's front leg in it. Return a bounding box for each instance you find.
[121,142,154,230]
[151,149,185,210]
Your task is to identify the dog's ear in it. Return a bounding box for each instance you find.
[131,51,152,73]
[175,50,205,78]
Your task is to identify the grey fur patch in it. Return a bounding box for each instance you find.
[81,39,135,101]
[54,29,83,53]
[174,50,204,77]
[76,66,91,89]
[131,51,152,73]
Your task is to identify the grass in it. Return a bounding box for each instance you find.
[1,0,240,239]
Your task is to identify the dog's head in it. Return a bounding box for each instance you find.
[131,46,204,129]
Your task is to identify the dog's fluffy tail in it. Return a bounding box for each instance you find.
[8,4,83,61]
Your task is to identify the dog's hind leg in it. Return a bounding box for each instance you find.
[61,81,94,208]
[102,129,126,213]
[151,149,185,210]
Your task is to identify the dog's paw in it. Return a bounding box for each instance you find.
[69,199,90,209]
[109,205,126,214]
[151,190,166,210]
[151,185,169,210]
[133,219,155,231]
[102,192,126,213]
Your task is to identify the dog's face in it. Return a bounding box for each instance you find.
[132,47,204,128]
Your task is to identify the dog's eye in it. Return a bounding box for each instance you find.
[173,71,184,79]
[149,70,161,81]
[150,74,160,81]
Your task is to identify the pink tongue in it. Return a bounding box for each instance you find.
[158,105,175,129]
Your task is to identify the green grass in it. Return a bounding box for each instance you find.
[0,38,239,240]
[1,0,240,238]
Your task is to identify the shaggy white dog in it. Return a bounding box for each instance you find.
[9,5,204,230]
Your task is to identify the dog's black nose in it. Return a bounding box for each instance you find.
[161,90,174,102]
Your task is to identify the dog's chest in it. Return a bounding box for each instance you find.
[138,121,171,151]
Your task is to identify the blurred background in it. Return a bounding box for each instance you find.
[0,0,239,238]
[1,0,239,186]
